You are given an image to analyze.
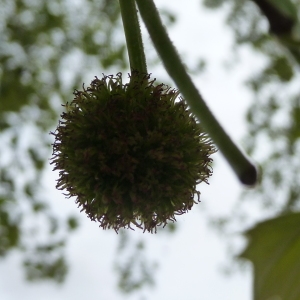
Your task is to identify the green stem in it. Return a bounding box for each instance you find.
[119,0,147,74]
[135,0,257,186]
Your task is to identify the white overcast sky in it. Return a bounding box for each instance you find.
[0,0,267,299]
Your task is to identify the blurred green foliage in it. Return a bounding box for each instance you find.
[114,230,156,293]
[0,0,176,292]
[0,0,126,283]
[202,0,300,298]
[240,213,300,300]
[2,0,300,297]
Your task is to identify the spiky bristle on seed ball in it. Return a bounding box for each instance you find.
[51,71,216,233]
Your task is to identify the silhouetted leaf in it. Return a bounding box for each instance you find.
[240,213,300,300]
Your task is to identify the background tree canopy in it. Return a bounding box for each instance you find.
[0,0,126,282]
[1,0,300,299]
[203,0,300,299]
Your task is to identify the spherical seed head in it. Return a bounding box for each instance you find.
[51,71,216,233]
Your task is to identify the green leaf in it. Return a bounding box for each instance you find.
[263,56,294,82]
[267,0,298,22]
[0,209,20,256]
[239,213,300,300]
[24,256,68,283]
[203,0,226,9]
[67,216,79,231]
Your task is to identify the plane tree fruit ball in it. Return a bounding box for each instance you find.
[51,71,216,233]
